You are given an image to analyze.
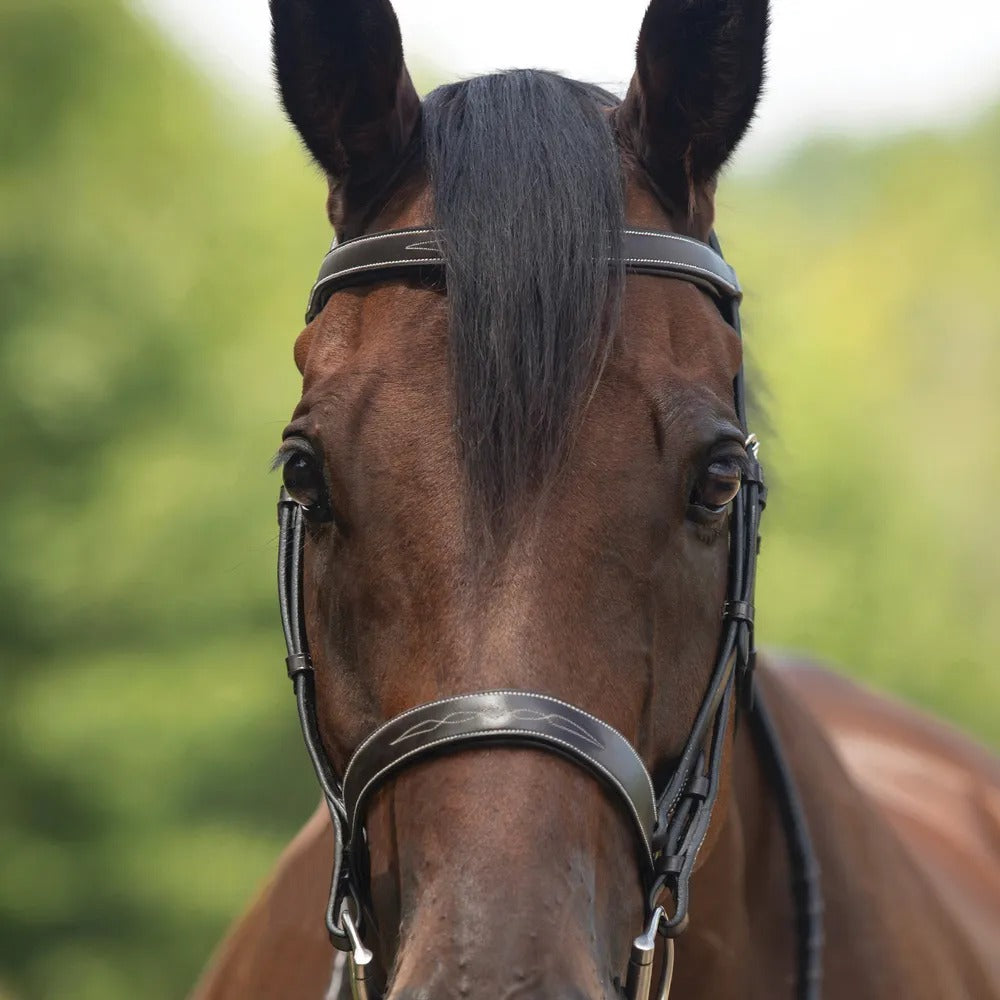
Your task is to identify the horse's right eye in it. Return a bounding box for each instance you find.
[282,450,332,522]
[689,458,742,513]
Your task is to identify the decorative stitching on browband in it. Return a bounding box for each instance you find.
[307,258,446,319]
[345,690,654,804]
[313,257,444,283]
[403,240,444,253]
[315,257,733,295]
[307,228,740,322]
[344,727,656,863]
[623,228,719,249]
[329,227,716,253]
[621,258,738,294]
[311,227,441,279]
[330,226,438,250]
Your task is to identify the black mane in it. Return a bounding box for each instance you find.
[422,70,624,532]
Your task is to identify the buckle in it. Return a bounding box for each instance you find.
[342,909,374,1000]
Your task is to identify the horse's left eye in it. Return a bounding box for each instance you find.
[689,459,742,515]
[282,451,331,521]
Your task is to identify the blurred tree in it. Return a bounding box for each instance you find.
[1,1,325,997]
[726,114,1000,740]
[0,1,996,998]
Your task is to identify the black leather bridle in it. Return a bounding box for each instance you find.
[276,227,823,1000]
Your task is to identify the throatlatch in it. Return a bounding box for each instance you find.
[276,227,822,1000]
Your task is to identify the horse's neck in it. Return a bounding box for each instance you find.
[733,661,998,1000]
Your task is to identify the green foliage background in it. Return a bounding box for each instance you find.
[1,1,997,998]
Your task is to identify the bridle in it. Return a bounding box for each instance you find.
[278,227,823,1000]
[276,227,823,1000]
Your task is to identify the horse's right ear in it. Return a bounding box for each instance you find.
[270,0,421,235]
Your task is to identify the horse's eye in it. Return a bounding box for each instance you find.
[282,452,331,522]
[689,459,742,515]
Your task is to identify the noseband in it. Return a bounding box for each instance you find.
[276,228,822,1000]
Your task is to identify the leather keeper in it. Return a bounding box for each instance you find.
[685,775,711,801]
[723,600,755,624]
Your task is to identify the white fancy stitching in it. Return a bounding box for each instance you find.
[346,690,652,790]
[345,728,655,863]
[307,258,445,315]
[622,257,738,294]
[310,231,737,307]
[389,708,606,750]
[315,257,443,282]
[623,228,714,249]
[333,227,438,250]
[311,227,439,277]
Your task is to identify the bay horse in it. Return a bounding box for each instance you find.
[193,0,1000,997]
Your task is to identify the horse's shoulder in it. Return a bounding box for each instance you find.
[188,805,337,1000]
[759,652,1000,993]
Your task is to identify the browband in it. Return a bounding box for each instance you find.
[304,226,742,323]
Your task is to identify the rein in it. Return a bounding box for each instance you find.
[276,227,823,1000]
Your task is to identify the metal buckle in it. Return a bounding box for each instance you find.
[745,432,760,458]
[625,907,676,1000]
[342,909,375,1000]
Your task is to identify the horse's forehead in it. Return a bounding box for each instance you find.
[618,279,742,403]
[299,285,737,398]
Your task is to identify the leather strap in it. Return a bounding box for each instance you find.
[342,691,657,865]
[304,227,741,323]
[749,692,824,1000]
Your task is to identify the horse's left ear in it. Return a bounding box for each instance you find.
[618,0,769,213]
[270,0,421,235]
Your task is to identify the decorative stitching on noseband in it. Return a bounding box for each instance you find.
[346,690,654,804]
[389,707,606,750]
[344,727,656,864]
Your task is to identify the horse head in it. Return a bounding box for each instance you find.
[271,1,768,996]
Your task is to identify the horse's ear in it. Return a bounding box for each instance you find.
[270,0,421,235]
[618,0,768,212]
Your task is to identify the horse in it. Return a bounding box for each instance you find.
[192,0,1000,997]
